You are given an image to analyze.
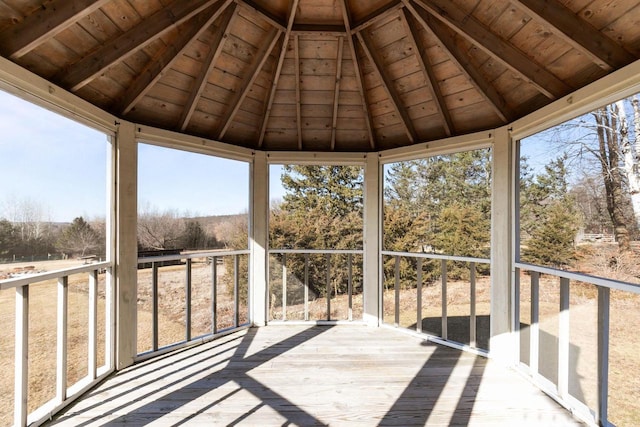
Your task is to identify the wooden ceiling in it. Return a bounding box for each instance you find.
[0,0,639,152]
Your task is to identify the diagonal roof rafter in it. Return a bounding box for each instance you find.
[512,0,634,71]
[410,0,571,99]
[0,0,110,59]
[399,7,453,136]
[178,3,238,132]
[404,0,513,123]
[116,0,235,116]
[356,29,419,144]
[340,0,376,150]
[257,0,300,148]
[217,27,283,139]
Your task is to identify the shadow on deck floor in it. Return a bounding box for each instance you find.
[48,325,584,426]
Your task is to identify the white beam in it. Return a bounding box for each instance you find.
[490,126,515,365]
[115,121,138,369]
[363,154,381,326]
[250,151,269,326]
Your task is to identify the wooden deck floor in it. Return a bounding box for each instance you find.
[48,325,583,426]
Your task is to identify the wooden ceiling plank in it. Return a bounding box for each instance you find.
[331,36,345,150]
[350,0,403,35]
[58,0,227,91]
[512,0,634,70]
[410,0,571,99]
[292,24,346,35]
[116,0,234,115]
[340,0,376,150]
[218,27,282,138]
[236,0,286,31]
[294,35,303,150]
[0,0,110,59]
[258,0,300,148]
[356,30,418,144]
[400,8,453,136]
[178,4,237,131]
[404,0,512,123]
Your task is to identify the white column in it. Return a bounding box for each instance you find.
[490,126,515,364]
[115,121,138,369]
[250,151,269,326]
[363,154,381,326]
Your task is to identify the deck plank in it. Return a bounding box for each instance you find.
[47,325,583,426]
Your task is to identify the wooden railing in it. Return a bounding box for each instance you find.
[268,249,364,323]
[0,261,114,427]
[381,251,491,353]
[135,250,250,361]
[515,262,640,427]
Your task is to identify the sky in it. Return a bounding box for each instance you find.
[0,89,286,222]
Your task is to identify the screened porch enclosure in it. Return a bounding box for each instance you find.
[1,0,640,425]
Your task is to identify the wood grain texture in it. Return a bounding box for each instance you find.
[49,326,584,426]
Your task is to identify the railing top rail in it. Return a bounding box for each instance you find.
[0,261,112,291]
[269,249,364,255]
[382,250,490,264]
[515,261,640,295]
[137,249,250,264]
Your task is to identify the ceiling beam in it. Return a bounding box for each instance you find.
[236,0,286,31]
[411,0,571,99]
[258,0,300,148]
[218,27,282,139]
[331,37,345,150]
[400,8,453,136]
[350,0,403,35]
[116,1,234,116]
[357,30,418,144]
[340,0,376,150]
[58,0,227,91]
[0,0,110,59]
[179,4,238,131]
[404,0,512,122]
[512,0,634,70]
[291,24,346,36]
[294,35,303,150]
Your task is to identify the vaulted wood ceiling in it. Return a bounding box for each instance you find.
[0,0,639,151]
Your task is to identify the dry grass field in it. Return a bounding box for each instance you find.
[1,250,639,426]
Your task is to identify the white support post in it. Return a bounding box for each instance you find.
[15,285,28,427]
[250,151,268,326]
[56,277,68,404]
[490,126,515,364]
[363,154,381,326]
[115,121,138,369]
[88,270,98,380]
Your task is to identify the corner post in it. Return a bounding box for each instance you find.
[363,154,381,326]
[115,121,138,369]
[250,151,269,326]
[490,126,515,364]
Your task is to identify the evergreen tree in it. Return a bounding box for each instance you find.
[520,155,581,267]
[57,217,101,257]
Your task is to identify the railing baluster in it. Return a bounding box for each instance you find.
[326,253,331,321]
[304,254,309,321]
[558,277,570,399]
[441,259,448,341]
[394,256,400,327]
[282,254,287,321]
[416,258,422,334]
[15,285,28,427]
[186,259,192,342]
[530,271,540,375]
[348,253,353,322]
[212,257,218,335]
[234,254,240,328]
[470,262,476,348]
[56,276,68,403]
[597,286,610,426]
[88,270,98,380]
[514,267,521,364]
[152,262,158,352]
[105,267,114,370]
